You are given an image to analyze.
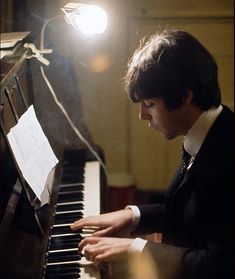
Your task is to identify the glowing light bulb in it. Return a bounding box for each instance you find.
[62,3,108,35]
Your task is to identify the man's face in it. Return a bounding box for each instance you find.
[139,98,190,139]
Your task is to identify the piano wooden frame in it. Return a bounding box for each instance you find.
[0,43,108,278]
[0,46,45,234]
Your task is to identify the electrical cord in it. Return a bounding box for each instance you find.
[39,16,108,176]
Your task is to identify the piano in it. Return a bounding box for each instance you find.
[0,40,108,278]
[43,149,108,279]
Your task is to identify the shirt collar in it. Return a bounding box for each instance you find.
[184,105,223,158]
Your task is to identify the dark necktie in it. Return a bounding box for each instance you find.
[179,146,191,184]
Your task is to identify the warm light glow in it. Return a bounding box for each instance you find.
[89,53,111,73]
[62,3,108,35]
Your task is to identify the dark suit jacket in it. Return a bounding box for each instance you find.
[134,105,234,279]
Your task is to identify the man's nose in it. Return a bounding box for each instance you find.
[139,103,150,120]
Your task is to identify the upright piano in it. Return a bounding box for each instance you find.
[0,41,108,279]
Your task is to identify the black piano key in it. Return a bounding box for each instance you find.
[46,272,80,279]
[54,215,83,225]
[48,250,82,263]
[50,235,82,250]
[54,218,80,225]
[57,192,84,203]
[46,266,80,273]
[52,226,82,235]
[46,263,81,277]
[61,167,84,184]
[45,263,81,279]
[46,271,80,279]
[56,203,84,212]
[55,212,83,220]
[51,234,81,242]
[48,254,80,263]
[59,185,84,192]
[61,176,84,184]
[50,241,78,250]
[51,234,82,243]
[62,170,84,179]
[62,149,87,166]
[53,218,82,225]
[61,171,84,179]
[48,249,81,257]
[58,189,83,196]
[46,263,81,273]
[62,165,84,174]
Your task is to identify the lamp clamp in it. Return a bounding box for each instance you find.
[24,43,53,66]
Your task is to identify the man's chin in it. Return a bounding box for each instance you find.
[151,127,176,140]
[160,130,176,140]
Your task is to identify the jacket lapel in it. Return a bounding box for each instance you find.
[174,105,230,196]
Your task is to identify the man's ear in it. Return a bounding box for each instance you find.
[184,89,193,105]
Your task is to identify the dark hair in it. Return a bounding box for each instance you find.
[124,30,221,111]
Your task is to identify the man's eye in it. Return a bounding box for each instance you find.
[145,102,154,108]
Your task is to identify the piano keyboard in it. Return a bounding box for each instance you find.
[44,161,101,279]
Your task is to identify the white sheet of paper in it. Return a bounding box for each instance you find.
[7,105,59,201]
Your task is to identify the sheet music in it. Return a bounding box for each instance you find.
[7,105,59,202]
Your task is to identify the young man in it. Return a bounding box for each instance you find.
[71,30,234,279]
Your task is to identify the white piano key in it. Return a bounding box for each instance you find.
[79,266,101,279]
[49,248,78,254]
[57,201,83,206]
[51,233,80,238]
[53,223,73,227]
[55,210,83,215]
[79,258,101,279]
[60,182,84,187]
[47,260,80,266]
[83,161,100,217]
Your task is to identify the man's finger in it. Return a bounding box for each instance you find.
[79,236,101,252]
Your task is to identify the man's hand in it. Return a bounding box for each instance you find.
[79,236,133,265]
[70,209,133,236]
